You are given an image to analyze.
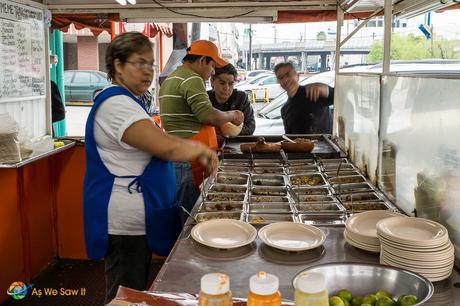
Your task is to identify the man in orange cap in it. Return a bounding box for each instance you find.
[160,40,244,215]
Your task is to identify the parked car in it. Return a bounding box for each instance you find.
[234,72,273,89]
[246,69,271,80]
[237,74,284,102]
[236,68,246,82]
[64,70,109,102]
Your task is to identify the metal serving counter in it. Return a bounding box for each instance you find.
[150,226,460,304]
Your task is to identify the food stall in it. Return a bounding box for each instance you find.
[1,0,460,305]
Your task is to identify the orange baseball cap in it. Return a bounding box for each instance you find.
[187,40,228,68]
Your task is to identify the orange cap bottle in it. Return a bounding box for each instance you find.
[247,271,282,306]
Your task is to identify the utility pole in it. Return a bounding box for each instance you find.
[248,24,253,71]
[273,24,277,44]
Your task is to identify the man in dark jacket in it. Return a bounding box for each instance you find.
[274,62,334,134]
[207,64,255,142]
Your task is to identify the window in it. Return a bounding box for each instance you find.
[64,72,74,84]
[262,77,278,85]
[90,72,102,83]
[73,72,91,83]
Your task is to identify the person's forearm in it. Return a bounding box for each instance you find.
[201,108,234,126]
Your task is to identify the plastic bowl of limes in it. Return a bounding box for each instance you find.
[292,263,433,306]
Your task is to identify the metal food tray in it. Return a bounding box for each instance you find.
[318,158,349,164]
[249,203,293,214]
[322,163,355,170]
[247,213,297,225]
[292,186,331,196]
[251,195,290,203]
[332,182,375,194]
[297,194,336,202]
[220,135,342,159]
[339,192,381,203]
[328,175,366,185]
[289,173,327,187]
[206,192,246,202]
[251,186,287,196]
[295,202,345,214]
[253,159,284,166]
[287,159,316,166]
[342,201,393,212]
[251,166,285,174]
[218,165,250,173]
[198,201,245,213]
[215,172,249,185]
[251,174,287,186]
[298,214,346,226]
[220,159,250,166]
[208,184,247,194]
[287,165,320,174]
[324,169,361,177]
[194,211,244,223]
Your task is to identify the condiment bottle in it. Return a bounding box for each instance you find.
[247,271,282,306]
[293,272,328,306]
[198,273,232,306]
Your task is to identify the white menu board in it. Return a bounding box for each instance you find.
[0,0,46,101]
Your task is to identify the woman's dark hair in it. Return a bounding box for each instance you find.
[211,63,237,80]
[182,50,213,64]
[106,32,153,81]
[273,62,296,74]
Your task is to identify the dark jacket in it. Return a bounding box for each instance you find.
[207,89,255,136]
[281,85,334,134]
[51,80,65,123]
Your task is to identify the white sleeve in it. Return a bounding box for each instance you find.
[94,95,154,150]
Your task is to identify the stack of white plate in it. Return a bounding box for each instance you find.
[377,216,454,282]
[344,210,402,253]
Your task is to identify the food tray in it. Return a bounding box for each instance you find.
[251,174,287,186]
[247,213,296,225]
[287,165,320,174]
[251,186,287,196]
[251,195,290,203]
[322,163,355,170]
[198,201,245,212]
[251,166,285,174]
[324,169,361,177]
[208,184,247,194]
[298,214,346,226]
[328,175,366,185]
[218,165,249,173]
[215,172,249,185]
[253,159,284,167]
[332,182,374,194]
[342,201,393,212]
[287,159,316,166]
[319,158,349,164]
[297,194,336,202]
[338,192,381,202]
[206,192,246,202]
[289,173,327,187]
[195,211,244,223]
[220,159,250,166]
[249,203,293,214]
[292,186,331,196]
[295,202,345,214]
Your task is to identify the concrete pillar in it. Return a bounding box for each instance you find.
[77,36,99,70]
[301,51,307,72]
[265,56,271,70]
[283,55,288,62]
[258,54,263,70]
[320,53,328,72]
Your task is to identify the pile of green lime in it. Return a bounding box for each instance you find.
[329,289,418,306]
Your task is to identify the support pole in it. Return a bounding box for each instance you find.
[335,5,343,73]
[383,0,393,74]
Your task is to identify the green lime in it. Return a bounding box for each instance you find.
[329,296,346,306]
[341,297,351,306]
[376,296,395,306]
[375,290,392,299]
[338,289,353,302]
[351,296,364,306]
[361,304,373,306]
[399,295,417,306]
[362,294,377,306]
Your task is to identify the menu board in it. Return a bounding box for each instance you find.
[0,0,45,101]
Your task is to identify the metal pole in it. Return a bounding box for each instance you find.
[383,0,393,74]
[335,5,343,73]
[248,24,252,71]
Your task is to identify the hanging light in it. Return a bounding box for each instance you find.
[127,0,136,4]
[115,0,127,5]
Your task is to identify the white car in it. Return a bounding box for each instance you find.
[237,74,284,102]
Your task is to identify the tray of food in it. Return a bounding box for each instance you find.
[297,194,336,202]
[328,175,366,185]
[295,202,345,214]
[195,211,244,223]
[198,201,245,212]
[208,184,247,194]
[249,203,293,214]
[218,165,250,173]
[332,182,375,194]
[292,186,331,196]
[287,159,316,166]
[338,192,381,203]
[220,159,250,166]
[322,163,355,171]
[247,213,296,225]
[252,159,284,166]
[319,158,350,164]
[206,192,246,202]
[289,173,327,187]
[251,186,287,196]
[252,166,285,174]
[251,174,287,186]
[298,214,346,226]
[287,165,320,174]
[215,172,249,185]
[342,201,393,212]
[324,169,361,177]
[251,195,290,203]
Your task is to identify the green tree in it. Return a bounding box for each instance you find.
[317,31,327,41]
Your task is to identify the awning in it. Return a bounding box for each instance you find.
[118,22,173,38]
[51,13,120,36]
[276,10,383,23]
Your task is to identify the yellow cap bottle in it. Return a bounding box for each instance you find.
[247,271,282,306]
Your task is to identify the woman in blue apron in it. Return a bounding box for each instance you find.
[83,32,218,303]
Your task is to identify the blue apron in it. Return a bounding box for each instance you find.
[83,86,181,259]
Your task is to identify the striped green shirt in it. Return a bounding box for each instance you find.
[159,66,213,139]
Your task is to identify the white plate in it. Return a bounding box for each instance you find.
[382,251,454,268]
[258,222,325,252]
[377,234,452,251]
[376,217,449,246]
[345,229,380,246]
[346,210,403,240]
[344,230,380,253]
[191,219,257,249]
